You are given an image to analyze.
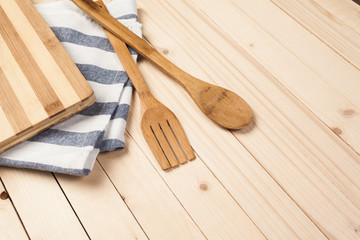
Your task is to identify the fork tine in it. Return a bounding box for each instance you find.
[167,118,196,161]
[159,120,188,164]
[143,126,171,170]
[151,124,179,168]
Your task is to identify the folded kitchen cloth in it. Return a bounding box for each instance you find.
[0,0,142,176]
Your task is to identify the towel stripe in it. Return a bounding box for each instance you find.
[79,102,129,120]
[29,129,104,148]
[100,139,125,151]
[111,104,130,120]
[51,27,138,55]
[124,80,133,87]
[102,118,126,141]
[76,64,129,84]
[52,27,115,52]
[115,14,138,20]
[80,102,118,116]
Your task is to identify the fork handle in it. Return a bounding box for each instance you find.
[99,1,158,109]
[107,33,152,99]
[71,0,199,95]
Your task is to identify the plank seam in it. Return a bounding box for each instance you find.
[146,2,357,237]
[123,129,209,240]
[185,140,269,240]
[142,28,270,239]
[51,173,91,240]
[227,0,360,110]
[268,0,360,72]
[96,159,150,240]
[179,0,360,158]
[0,177,31,240]
[198,8,360,208]
[141,34,295,239]
[222,0,360,156]
[229,129,331,239]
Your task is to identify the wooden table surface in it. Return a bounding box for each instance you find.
[1,0,360,239]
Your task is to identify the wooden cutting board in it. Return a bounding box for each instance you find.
[0,0,95,154]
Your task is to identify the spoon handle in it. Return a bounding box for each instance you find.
[71,0,253,129]
[71,0,200,94]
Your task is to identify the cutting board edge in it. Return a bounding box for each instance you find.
[0,92,96,155]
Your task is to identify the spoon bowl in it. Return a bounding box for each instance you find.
[195,83,253,129]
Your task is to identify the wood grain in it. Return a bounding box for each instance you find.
[174,0,360,206]
[99,131,266,240]
[0,5,64,116]
[313,0,360,34]
[315,0,360,33]
[15,0,94,100]
[134,55,327,240]
[137,0,360,238]
[0,168,89,239]
[0,180,29,240]
[0,34,48,125]
[270,0,360,71]
[55,162,148,240]
[98,136,207,240]
[222,0,360,154]
[0,0,95,154]
[0,67,31,132]
[0,107,14,142]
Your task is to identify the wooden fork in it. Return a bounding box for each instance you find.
[101,3,195,170]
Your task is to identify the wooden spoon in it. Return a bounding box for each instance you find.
[71,0,253,129]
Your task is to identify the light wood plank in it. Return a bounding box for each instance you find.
[136,0,360,239]
[312,0,360,34]
[269,0,360,70]
[221,0,360,154]
[0,106,14,142]
[0,0,95,155]
[0,180,29,240]
[0,0,80,109]
[0,5,64,116]
[0,34,48,125]
[23,0,94,100]
[54,162,148,240]
[99,127,268,240]
[0,67,31,132]
[160,2,358,204]
[0,169,89,240]
[98,134,208,240]
[136,60,327,240]
[171,0,360,154]
[173,0,360,204]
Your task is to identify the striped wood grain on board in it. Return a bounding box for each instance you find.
[0,0,95,153]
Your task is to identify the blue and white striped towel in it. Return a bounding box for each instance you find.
[0,0,141,176]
